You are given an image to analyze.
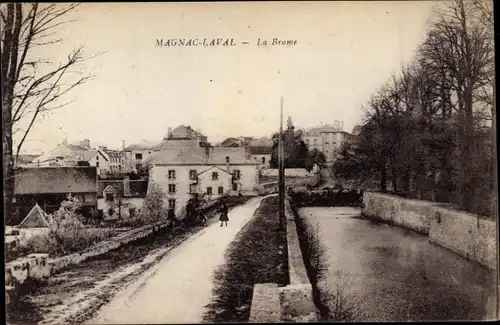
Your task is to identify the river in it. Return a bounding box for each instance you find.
[298,207,496,321]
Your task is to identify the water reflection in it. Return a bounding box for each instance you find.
[300,207,496,321]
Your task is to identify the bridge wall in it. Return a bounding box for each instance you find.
[362,191,497,270]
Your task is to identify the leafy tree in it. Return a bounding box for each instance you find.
[140,182,167,224]
[270,117,309,169]
[305,148,326,171]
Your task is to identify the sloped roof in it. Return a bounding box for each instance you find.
[18,204,50,228]
[14,167,98,195]
[167,125,206,140]
[160,139,201,150]
[248,146,273,155]
[221,137,240,146]
[248,138,273,147]
[16,154,42,164]
[36,145,108,163]
[124,140,162,151]
[149,147,259,165]
[98,180,124,198]
[102,149,123,159]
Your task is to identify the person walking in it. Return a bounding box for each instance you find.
[219,202,229,227]
[167,207,177,228]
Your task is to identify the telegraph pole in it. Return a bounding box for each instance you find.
[278,96,285,219]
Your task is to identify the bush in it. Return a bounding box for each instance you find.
[13,195,117,257]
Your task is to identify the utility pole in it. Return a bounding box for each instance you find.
[278,96,285,219]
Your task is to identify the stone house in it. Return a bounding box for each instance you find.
[97,178,148,219]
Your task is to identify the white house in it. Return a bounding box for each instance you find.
[33,139,111,175]
[302,123,351,163]
[123,140,162,173]
[148,147,259,216]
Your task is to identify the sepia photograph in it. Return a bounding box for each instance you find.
[2,1,498,324]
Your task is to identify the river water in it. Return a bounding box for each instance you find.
[299,207,497,322]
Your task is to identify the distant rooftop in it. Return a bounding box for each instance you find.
[148,147,258,165]
[14,167,98,195]
[124,140,162,151]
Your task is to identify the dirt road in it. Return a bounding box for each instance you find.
[88,196,265,324]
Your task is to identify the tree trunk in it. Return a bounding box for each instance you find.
[380,159,387,192]
[3,98,15,225]
[390,159,398,193]
[461,84,475,211]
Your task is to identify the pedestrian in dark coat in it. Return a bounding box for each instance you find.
[167,208,177,227]
[219,203,229,227]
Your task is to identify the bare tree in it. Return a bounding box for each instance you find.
[419,0,494,210]
[1,3,93,224]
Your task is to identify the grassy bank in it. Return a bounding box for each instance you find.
[203,196,289,323]
[291,200,359,322]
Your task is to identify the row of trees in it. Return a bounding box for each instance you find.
[334,0,495,217]
[270,117,326,171]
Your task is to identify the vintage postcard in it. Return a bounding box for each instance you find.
[3,1,498,324]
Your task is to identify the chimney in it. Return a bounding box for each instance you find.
[62,138,68,146]
[225,156,230,172]
[204,146,210,162]
[168,127,172,138]
[122,140,125,151]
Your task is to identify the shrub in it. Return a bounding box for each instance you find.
[14,195,117,257]
[139,182,168,224]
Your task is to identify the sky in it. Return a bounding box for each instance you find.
[18,1,441,154]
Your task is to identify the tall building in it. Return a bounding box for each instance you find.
[302,122,351,163]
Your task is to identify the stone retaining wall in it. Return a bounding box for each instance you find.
[249,196,317,323]
[429,206,497,270]
[5,221,170,299]
[279,197,317,321]
[362,191,497,270]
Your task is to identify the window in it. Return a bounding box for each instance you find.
[135,153,143,160]
[168,170,176,180]
[189,184,197,194]
[313,139,318,144]
[225,156,230,163]
[232,183,238,191]
[105,193,114,202]
[212,172,218,180]
[96,162,100,168]
[325,142,329,145]
[261,157,266,164]
[233,169,241,179]
[96,155,99,160]
[207,187,212,195]
[135,164,141,171]
[168,184,176,194]
[168,199,176,210]
[218,186,224,194]
[189,170,197,180]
